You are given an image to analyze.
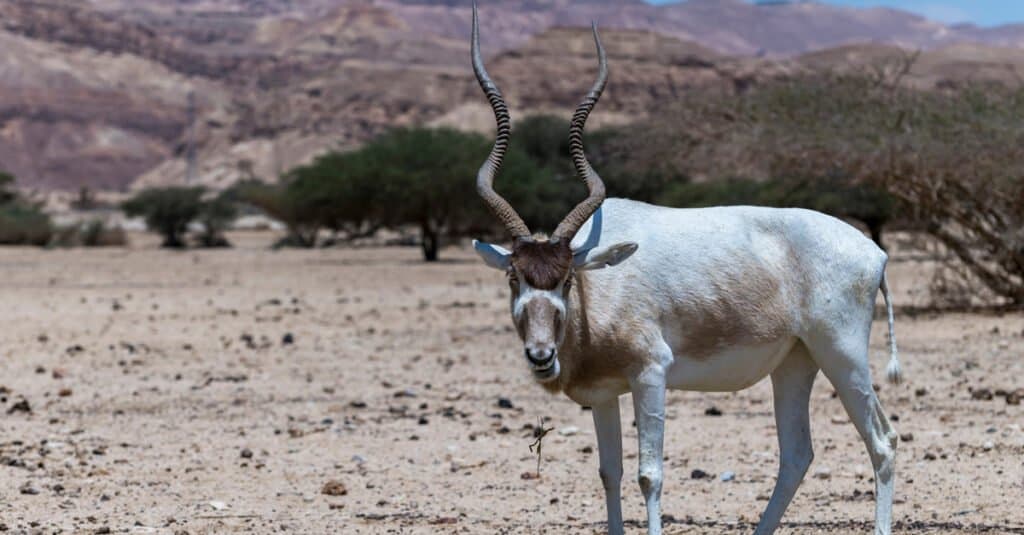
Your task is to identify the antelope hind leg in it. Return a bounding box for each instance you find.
[806,332,898,535]
[754,343,819,535]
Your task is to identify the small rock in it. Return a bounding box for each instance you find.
[7,399,31,414]
[914,387,927,397]
[923,452,937,461]
[982,441,994,451]
[19,483,39,495]
[558,426,579,437]
[496,397,515,410]
[208,501,227,511]
[971,388,994,401]
[1006,390,1023,406]
[720,471,735,482]
[690,469,710,480]
[321,480,347,496]
[417,416,429,425]
[240,448,253,459]
[58,388,72,398]
[704,406,723,417]
[899,433,914,442]
[281,333,295,346]
[813,467,832,480]
[349,401,367,409]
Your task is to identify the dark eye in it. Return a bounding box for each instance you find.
[507,273,520,291]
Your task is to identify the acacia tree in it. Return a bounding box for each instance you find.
[343,127,556,261]
[285,150,385,244]
[609,72,1022,305]
[122,187,205,248]
[869,86,1024,304]
[123,187,239,249]
[196,193,238,248]
[233,181,321,248]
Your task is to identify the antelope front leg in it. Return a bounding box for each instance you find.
[592,398,624,535]
[631,366,667,535]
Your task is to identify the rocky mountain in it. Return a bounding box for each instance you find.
[2,0,1024,192]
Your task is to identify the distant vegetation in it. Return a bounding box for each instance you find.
[0,171,52,246]
[237,127,559,260]
[123,187,236,249]
[129,69,1021,305]
[588,70,1022,305]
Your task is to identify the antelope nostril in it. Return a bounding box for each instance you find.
[525,347,555,366]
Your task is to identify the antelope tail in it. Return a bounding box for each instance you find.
[880,271,903,385]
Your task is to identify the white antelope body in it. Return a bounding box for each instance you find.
[468,5,901,534]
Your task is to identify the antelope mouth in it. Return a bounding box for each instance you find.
[531,358,560,382]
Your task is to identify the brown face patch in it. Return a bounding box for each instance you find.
[511,239,573,290]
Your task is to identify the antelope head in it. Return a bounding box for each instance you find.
[469,4,638,383]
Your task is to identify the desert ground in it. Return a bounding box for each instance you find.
[0,232,1021,534]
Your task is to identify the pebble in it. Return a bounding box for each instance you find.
[690,469,710,480]
[496,397,515,410]
[240,448,253,459]
[983,441,994,451]
[321,480,347,496]
[971,388,994,401]
[208,501,227,511]
[8,399,31,414]
[558,426,579,437]
[813,467,832,480]
[720,471,735,482]
[704,407,723,417]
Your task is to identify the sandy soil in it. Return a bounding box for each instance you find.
[0,232,1022,534]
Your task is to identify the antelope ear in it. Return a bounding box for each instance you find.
[473,240,512,270]
[575,242,638,271]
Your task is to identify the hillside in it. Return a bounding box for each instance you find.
[3,0,1024,192]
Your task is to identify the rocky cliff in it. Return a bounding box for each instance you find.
[2,0,1024,192]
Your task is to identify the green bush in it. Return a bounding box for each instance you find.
[51,221,128,248]
[196,194,238,248]
[123,187,204,248]
[123,187,237,249]
[0,201,52,246]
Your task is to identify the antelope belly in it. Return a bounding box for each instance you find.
[665,337,797,392]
